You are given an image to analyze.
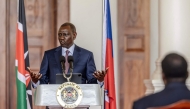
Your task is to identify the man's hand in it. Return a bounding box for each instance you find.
[93,67,109,82]
[27,67,42,84]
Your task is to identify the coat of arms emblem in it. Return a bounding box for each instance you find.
[57,82,83,108]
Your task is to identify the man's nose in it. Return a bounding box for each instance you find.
[59,35,65,39]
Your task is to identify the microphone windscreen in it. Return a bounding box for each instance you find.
[59,56,65,63]
[68,56,74,62]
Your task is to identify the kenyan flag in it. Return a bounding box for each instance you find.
[15,0,32,109]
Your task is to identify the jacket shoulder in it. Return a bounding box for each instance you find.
[44,46,61,54]
[76,45,93,54]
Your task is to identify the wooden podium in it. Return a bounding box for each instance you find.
[34,84,102,109]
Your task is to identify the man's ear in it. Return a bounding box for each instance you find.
[73,32,77,40]
[162,73,167,85]
[186,72,189,79]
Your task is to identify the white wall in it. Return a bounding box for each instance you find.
[150,0,159,75]
[70,0,118,108]
[70,0,102,70]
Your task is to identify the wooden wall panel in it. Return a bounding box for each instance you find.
[118,0,150,109]
[0,0,7,109]
[9,0,17,108]
[56,0,70,46]
[26,0,56,72]
[0,0,69,109]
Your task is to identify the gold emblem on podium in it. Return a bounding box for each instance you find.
[56,58,83,109]
[57,82,83,108]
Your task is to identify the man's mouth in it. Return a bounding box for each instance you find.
[60,40,66,45]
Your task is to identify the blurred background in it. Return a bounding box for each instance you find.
[1,0,170,109]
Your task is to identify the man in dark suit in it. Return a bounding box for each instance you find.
[132,53,190,109]
[28,22,106,86]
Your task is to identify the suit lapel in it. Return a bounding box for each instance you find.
[73,45,81,68]
[54,46,62,73]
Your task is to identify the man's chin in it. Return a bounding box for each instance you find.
[61,44,68,48]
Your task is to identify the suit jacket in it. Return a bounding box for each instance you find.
[39,45,97,84]
[133,82,190,109]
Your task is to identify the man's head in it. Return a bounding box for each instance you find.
[161,53,188,84]
[58,22,77,48]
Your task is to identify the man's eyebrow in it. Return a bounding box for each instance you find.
[58,31,69,33]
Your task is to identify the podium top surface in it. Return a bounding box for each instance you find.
[34,84,102,106]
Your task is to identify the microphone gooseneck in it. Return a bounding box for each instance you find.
[59,56,65,73]
[68,56,74,73]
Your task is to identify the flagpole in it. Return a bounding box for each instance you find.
[102,0,105,70]
[17,0,18,19]
[102,1,105,109]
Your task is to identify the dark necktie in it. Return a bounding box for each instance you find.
[65,50,70,73]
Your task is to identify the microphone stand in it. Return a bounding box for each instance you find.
[61,62,65,74]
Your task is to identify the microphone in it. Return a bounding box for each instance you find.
[68,56,74,73]
[59,56,65,73]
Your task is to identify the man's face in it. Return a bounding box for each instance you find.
[58,26,76,48]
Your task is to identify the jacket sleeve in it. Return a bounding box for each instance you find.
[86,52,97,84]
[39,51,50,84]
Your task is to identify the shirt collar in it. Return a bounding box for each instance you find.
[62,44,75,56]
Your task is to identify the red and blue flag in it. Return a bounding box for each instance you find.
[102,0,117,109]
